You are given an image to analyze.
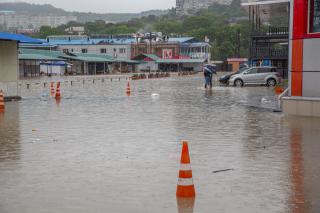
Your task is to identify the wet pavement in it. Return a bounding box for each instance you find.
[0,75,319,213]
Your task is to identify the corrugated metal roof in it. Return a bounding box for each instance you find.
[156,58,205,64]
[19,43,57,48]
[114,58,140,64]
[0,32,42,44]
[61,55,115,63]
[184,42,211,47]
[168,37,195,43]
[241,0,290,6]
[20,48,66,58]
[142,54,161,61]
[19,48,140,64]
[46,38,135,46]
[19,53,65,61]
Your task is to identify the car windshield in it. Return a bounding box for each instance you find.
[239,67,250,73]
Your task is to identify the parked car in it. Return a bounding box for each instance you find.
[229,66,281,87]
[219,66,249,85]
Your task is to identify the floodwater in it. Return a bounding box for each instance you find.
[0,75,319,213]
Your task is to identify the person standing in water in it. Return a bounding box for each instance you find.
[204,65,211,89]
[204,64,216,89]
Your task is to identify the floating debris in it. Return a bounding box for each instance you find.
[212,169,234,174]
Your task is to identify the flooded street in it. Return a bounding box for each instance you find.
[0,75,319,213]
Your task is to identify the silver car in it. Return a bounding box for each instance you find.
[229,66,281,87]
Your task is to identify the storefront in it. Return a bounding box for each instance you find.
[282,0,320,116]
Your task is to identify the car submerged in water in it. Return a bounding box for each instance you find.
[229,66,281,87]
[219,66,249,85]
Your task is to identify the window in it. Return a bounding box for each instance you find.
[119,48,126,54]
[309,0,320,33]
[246,68,258,74]
[81,49,88,53]
[100,48,106,54]
[62,49,69,53]
[257,68,270,73]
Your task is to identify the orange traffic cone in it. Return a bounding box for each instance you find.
[275,86,284,95]
[177,141,196,198]
[0,90,5,113]
[55,82,61,100]
[126,81,131,96]
[50,82,55,96]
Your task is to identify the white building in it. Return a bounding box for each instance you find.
[46,35,133,60]
[0,11,77,30]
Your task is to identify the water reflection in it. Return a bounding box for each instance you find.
[290,126,306,213]
[177,198,195,213]
[0,102,20,162]
[288,117,320,212]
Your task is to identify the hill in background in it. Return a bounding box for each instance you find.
[0,2,169,23]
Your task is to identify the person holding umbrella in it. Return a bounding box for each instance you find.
[204,64,217,89]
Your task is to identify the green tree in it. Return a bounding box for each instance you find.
[36,26,64,38]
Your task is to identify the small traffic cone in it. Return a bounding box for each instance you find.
[55,82,61,100]
[0,90,5,113]
[275,86,284,95]
[177,141,196,198]
[50,82,55,96]
[126,81,131,96]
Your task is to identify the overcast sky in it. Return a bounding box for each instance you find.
[5,0,176,13]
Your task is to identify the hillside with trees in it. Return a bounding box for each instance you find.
[34,0,249,60]
[0,2,169,23]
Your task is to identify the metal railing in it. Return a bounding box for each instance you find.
[252,26,289,36]
[251,47,288,58]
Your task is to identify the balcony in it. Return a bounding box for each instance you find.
[250,47,288,59]
[251,26,289,38]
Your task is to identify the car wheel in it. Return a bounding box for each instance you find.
[267,78,277,87]
[234,79,244,87]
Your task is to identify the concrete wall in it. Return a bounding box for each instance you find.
[0,40,19,97]
[282,97,320,117]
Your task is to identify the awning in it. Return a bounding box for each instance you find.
[61,55,115,63]
[156,58,205,64]
[19,53,64,61]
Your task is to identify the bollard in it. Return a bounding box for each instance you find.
[27,84,30,89]
[102,78,104,83]
[71,81,73,86]
[111,78,113,82]
[44,82,47,88]
[93,79,95,84]
[83,80,85,84]
[176,141,196,198]
[119,78,121,81]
